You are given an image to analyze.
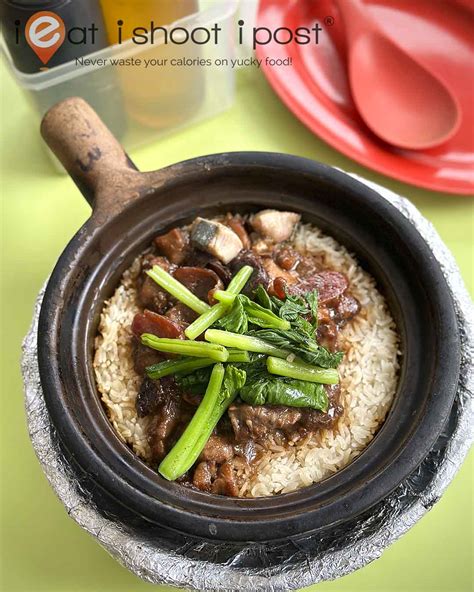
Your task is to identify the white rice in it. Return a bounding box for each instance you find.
[93,223,400,497]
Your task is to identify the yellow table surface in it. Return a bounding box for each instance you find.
[1,63,472,592]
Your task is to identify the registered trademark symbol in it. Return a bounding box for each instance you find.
[324,15,335,26]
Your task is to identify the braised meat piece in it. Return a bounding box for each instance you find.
[132,309,184,339]
[173,267,223,304]
[288,271,348,304]
[334,294,360,322]
[228,404,303,442]
[192,460,239,496]
[136,377,164,417]
[229,250,270,296]
[165,302,198,327]
[192,461,215,492]
[211,461,239,496]
[199,434,235,463]
[136,376,181,418]
[133,343,164,374]
[138,257,177,313]
[274,246,301,271]
[148,396,182,461]
[224,214,252,250]
[146,381,195,463]
[154,228,190,265]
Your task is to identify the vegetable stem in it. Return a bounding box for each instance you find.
[213,290,236,305]
[205,329,290,358]
[266,356,339,385]
[146,265,210,315]
[141,334,228,362]
[159,364,225,481]
[226,349,251,363]
[145,349,250,379]
[226,265,254,293]
[146,357,214,380]
[184,266,253,340]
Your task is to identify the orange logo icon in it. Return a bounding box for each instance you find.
[25,11,65,65]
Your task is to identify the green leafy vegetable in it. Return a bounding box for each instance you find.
[184,265,253,340]
[205,329,290,358]
[146,265,209,315]
[146,357,215,380]
[141,334,229,362]
[159,364,246,481]
[255,286,319,333]
[240,375,328,411]
[266,356,339,384]
[278,294,309,322]
[146,349,249,380]
[255,284,277,312]
[247,328,343,369]
[213,290,236,306]
[216,294,290,333]
[216,295,248,333]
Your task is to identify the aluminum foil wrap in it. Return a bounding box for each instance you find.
[22,175,473,591]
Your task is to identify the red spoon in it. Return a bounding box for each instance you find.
[337,0,461,150]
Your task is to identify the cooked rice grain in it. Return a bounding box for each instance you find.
[93,223,399,497]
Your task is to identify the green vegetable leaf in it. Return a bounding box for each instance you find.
[177,367,212,394]
[254,285,277,312]
[247,328,343,369]
[278,293,309,322]
[216,295,248,333]
[159,364,246,481]
[240,375,328,411]
[221,364,247,403]
[216,294,290,333]
[306,290,318,327]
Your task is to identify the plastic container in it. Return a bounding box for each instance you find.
[1,0,241,168]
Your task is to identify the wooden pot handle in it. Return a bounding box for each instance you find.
[41,97,144,216]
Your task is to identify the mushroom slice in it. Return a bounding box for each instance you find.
[190,218,243,264]
[250,210,301,242]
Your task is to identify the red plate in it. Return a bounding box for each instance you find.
[257,0,474,194]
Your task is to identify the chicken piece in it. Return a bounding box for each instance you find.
[250,210,301,242]
[148,396,182,461]
[190,217,243,264]
[154,228,190,265]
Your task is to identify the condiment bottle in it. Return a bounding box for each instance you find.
[1,0,109,73]
[1,0,126,137]
[99,0,203,129]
